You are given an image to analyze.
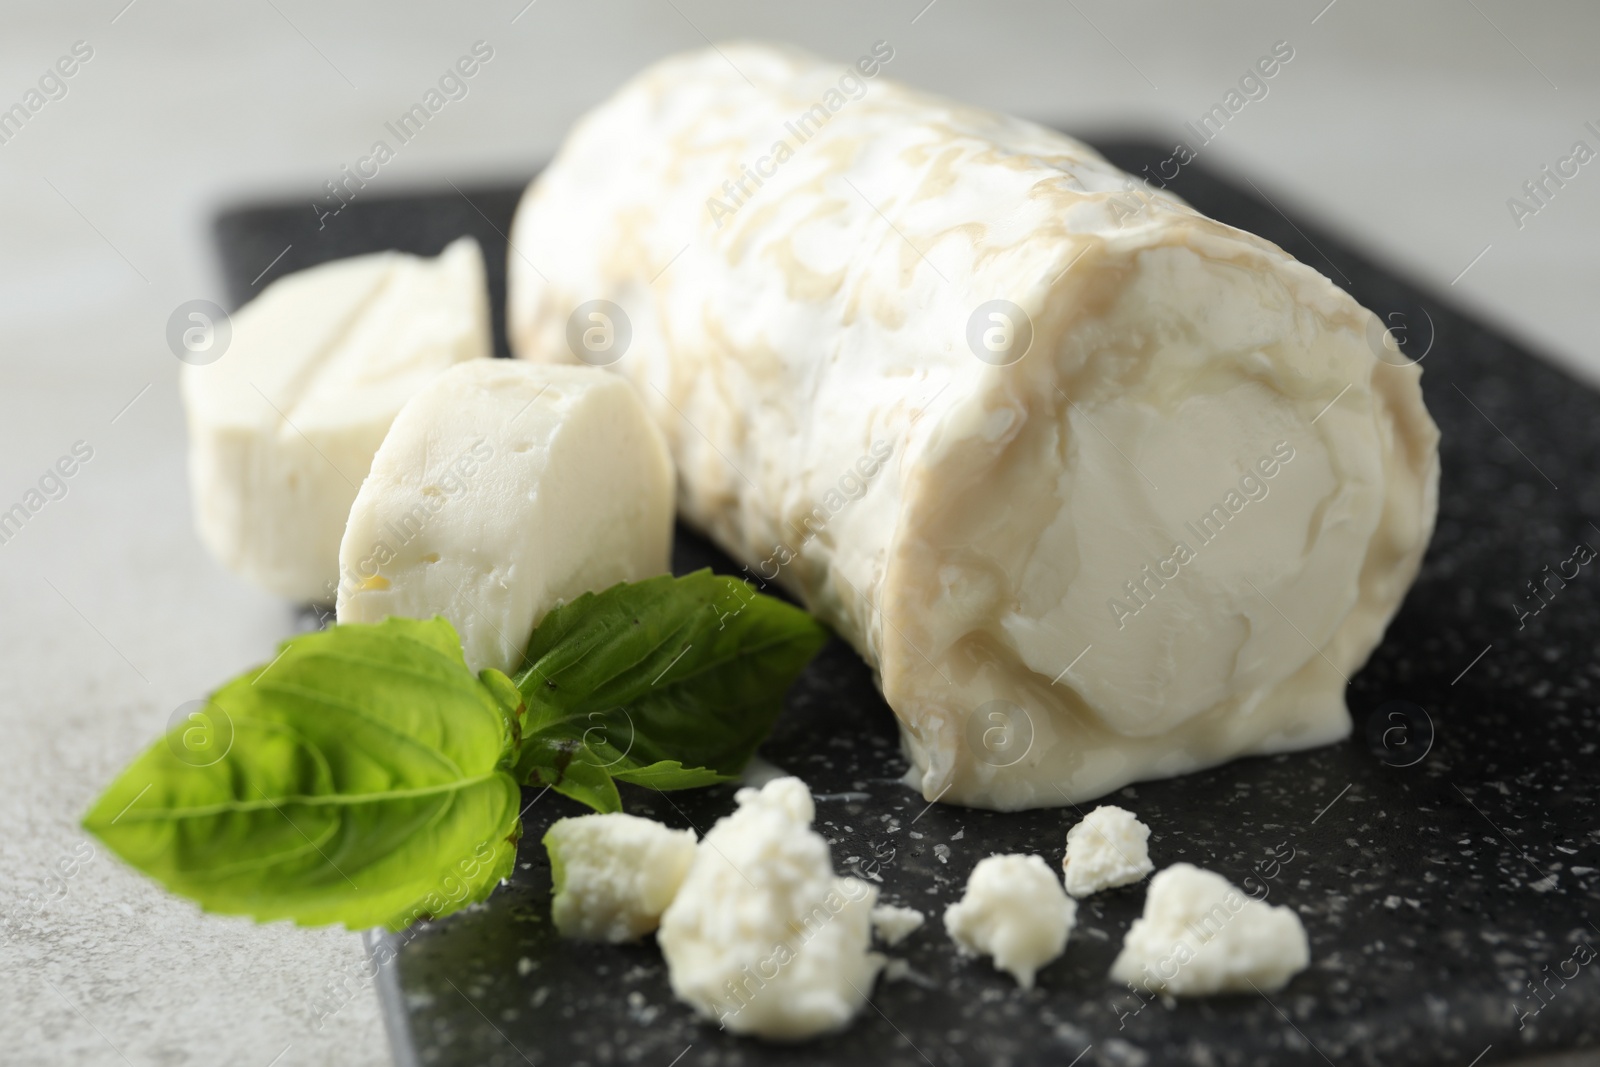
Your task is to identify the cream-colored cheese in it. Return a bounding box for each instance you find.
[507,44,1441,810]
[870,904,925,946]
[657,777,884,1040]
[1110,862,1309,994]
[944,853,1076,989]
[182,238,490,602]
[1061,805,1154,897]
[335,360,674,674]
[543,813,698,943]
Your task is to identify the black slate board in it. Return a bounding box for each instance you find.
[215,140,1600,1067]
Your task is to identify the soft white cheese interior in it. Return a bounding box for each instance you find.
[507,43,1442,810]
[943,853,1076,989]
[336,360,674,674]
[543,812,698,943]
[1110,862,1310,995]
[656,777,883,1040]
[1061,804,1154,897]
[182,238,490,602]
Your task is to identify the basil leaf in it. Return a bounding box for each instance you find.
[610,760,729,790]
[83,617,522,931]
[511,570,828,792]
[521,737,623,814]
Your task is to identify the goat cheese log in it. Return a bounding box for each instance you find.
[507,44,1441,810]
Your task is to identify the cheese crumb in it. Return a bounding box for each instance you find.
[944,854,1076,989]
[1110,862,1310,995]
[1062,805,1154,897]
[543,813,697,942]
[657,777,883,1040]
[870,905,925,946]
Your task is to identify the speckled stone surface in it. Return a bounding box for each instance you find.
[216,142,1600,1067]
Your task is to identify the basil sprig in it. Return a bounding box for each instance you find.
[83,571,827,930]
[512,570,828,811]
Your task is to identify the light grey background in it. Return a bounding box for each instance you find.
[1,2,1595,1064]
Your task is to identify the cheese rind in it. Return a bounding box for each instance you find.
[1061,804,1154,897]
[183,238,490,602]
[508,44,1441,810]
[657,777,884,1040]
[335,360,674,674]
[943,853,1076,989]
[543,813,698,942]
[1109,862,1310,994]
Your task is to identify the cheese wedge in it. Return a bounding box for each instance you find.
[336,360,674,674]
[507,44,1441,810]
[182,238,490,602]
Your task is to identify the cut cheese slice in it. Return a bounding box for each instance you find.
[507,44,1441,810]
[182,238,490,602]
[336,360,674,674]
